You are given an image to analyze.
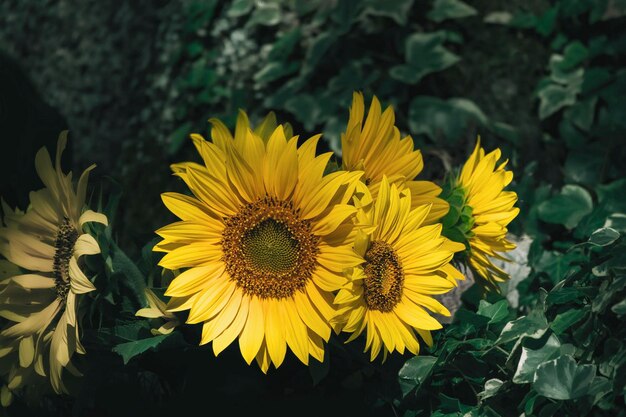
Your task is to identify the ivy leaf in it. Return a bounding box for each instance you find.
[398,356,437,397]
[537,185,593,229]
[362,0,415,25]
[408,96,488,143]
[109,240,148,310]
[588,227,620,247]
[611,299,626,315]
[533,355,596,400]
[477,378,504,400]
[113,334,171,365]
[227,0,253,17]
[427,0,477,22]
[390,32,460,85]
[557,41,589,71]
[247,3,281,27]
[597,179,626,213]
[551,307,588,335]
[496,310,549,345]
[513,333,561,384]
[477,299,509,324]
[538,83,579,119]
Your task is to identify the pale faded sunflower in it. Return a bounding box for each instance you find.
[341,92,449,224]
[0,133,107,395]
[334,177,465,360]
[449,138,519,285]
[155,120,363,372]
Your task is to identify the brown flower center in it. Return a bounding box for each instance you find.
[363,241,404,312]
[53,217,78,300]
[221,196,320,299]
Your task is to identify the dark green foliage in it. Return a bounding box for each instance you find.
[1,0,626,416]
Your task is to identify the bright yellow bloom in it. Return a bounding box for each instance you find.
[156,113,363,372]
[0,133,107,396]
[334,178,464,360]
[341,92,449,224]
[457,139,519,285]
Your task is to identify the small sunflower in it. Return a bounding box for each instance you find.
[0,133,107,395]
[444,138,519,286]
[334,178,465,360]
[341,92,449,224]
[156,120,363,372]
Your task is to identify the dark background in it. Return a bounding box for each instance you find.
[1,1,625,416]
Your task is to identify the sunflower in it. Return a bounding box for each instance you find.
[341,92,449,223]
[0,132,107,395]
[447,138,519,286]
[333,178,465,360]
[156,120,363,372]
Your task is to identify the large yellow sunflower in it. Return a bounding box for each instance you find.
[341,92,449,224]
[0,133,107,397]
[333,178,464,360]
[453,139,519,285]
[156,120,363,372]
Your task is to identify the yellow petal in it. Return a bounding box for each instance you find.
[239,296,265,364]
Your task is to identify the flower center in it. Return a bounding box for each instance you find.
[53,217,79,301]
[222,196,320,299]
[363,241,404,312]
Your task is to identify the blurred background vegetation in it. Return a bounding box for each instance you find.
[1,0,626,416]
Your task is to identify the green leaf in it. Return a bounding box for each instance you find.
[167,122,192,156]
[247,3,281,26]
[496,310,549,345]
[534,250,586,282]
[113,334,171,364]
[268,28,301,61]
[254,62,299,84]
[283,94,322,131]
[551,307,588,335]
[483,11,513,24]
[588,227,620,246]
[611,299,626,315]
[362,0,415,25]
[537,83,578,119]
[226,0,253,17]
[557,41,589,71]
[513,333,561,384]
[597,179,626,213]
[593,276,626,313]
[537,185,593,229]
[109,240,148,309]
[566,97,597,132]
[408,96,488,143]
[533,355,596,400]
[477,378,504,400]
[563,150,602,187]
[546,287,584,305]
[427,0,476,22]
[390,32,460,85]
[477,299,509,324]
[303,32,337,74]
[398,356,437,397]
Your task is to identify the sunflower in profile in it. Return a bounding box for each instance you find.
[333,178,465,360]
[443,138,519,286]
[341,92,449,224]
[0,132,107,396]
[156,120,363,372]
